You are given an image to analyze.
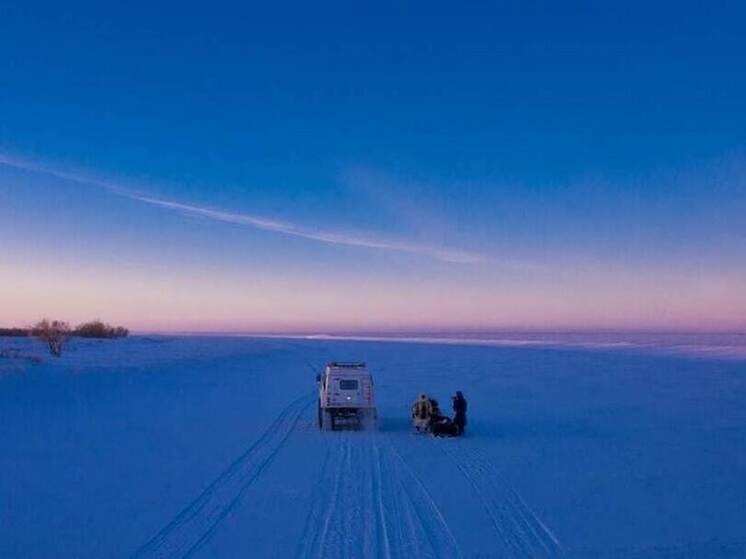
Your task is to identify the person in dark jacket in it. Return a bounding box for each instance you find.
[452,391,467,435]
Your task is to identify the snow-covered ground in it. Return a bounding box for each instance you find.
[2,334,745,558]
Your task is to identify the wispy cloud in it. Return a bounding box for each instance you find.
[131,195,485,263]
[0,154,485,264]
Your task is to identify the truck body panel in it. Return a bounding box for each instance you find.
[317,362,377,430]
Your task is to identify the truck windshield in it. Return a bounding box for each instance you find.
[339,379,359,390]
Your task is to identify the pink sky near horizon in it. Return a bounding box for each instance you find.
[2,154,744,334]
[2,249,743,333]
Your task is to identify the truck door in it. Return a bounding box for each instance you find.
[338,378,362,406]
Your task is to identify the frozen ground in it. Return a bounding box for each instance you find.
[1,334,745,558]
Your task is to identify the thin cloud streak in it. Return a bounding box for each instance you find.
[0,154,485,264]
[132,195,484,263]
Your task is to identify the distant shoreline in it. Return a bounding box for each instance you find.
[128,329,745,337]
[95,330,746,361]
[3,330,745,361]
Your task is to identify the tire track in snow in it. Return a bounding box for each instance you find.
[439,442,564,559]
[384,440,463,559]
[295,435,349,559]
[299,436,392,559]
[132,392,315,559]
[378,446,424,558]
[295,440,334,559]
[299,433,461,559]
[371,442,393,559]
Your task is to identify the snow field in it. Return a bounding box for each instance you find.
[2,335,745,558]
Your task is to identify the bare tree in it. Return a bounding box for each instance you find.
[74,320,129,338]
[31,319,71,357]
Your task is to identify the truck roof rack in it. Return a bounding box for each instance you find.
[328,362,367,368]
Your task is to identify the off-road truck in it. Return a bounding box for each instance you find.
[317,362,377,431]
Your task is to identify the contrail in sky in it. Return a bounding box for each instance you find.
[0,154,484,264]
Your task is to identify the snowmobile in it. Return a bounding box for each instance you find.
[429,416,460,437]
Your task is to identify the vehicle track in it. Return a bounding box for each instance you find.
[383,440,463,559]
[297,435,389,559]
[298,433,462,559]
[132,392,315,559]
[439,442,565,559]
[295,440,337,558]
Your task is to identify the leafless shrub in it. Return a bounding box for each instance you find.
[74,320,129,338]
[31,319,71,357]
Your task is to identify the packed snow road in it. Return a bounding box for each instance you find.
[2,335,746,558]
[131,386,557,559]
[296,433,462,559]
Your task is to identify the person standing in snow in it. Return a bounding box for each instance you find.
[412,393,433,432]
[452,391,467,435]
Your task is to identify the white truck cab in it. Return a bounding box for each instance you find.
[317,362,377,430]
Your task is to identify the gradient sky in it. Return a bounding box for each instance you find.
[1,1,745,332]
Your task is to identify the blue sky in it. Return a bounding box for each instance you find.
[1,1,745,331]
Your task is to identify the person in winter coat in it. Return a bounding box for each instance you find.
[429,398,443,421]
[412,393,433,432]
[452,391,467,435]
